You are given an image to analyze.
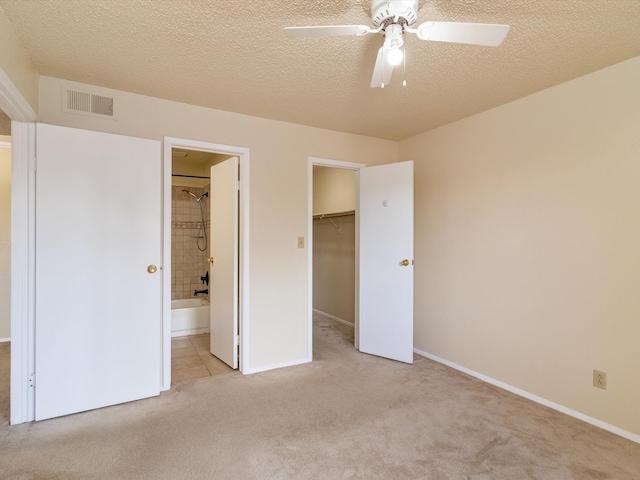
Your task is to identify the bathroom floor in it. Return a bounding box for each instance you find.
[171,333,234,383]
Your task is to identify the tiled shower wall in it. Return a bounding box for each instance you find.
[171,185,211,300]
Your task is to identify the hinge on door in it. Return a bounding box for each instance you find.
[235,335,240,346]
[28,373,35,388]
[235,180,240,191]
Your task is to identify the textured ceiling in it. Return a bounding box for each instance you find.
[1,0,640,141]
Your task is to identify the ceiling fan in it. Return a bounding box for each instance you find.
[284,0,510,88]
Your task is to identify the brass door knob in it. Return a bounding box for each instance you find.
[207,257,215,263]
[400,259,410,266]
[147,265,157,274]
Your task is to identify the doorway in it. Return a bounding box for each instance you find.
[307,158,365,360]
[169,148,236,383]
[308,157,415,365]
[0,111,11,425]
[162,137,250,388]
[311,165,357,351]
[2,67,48,423]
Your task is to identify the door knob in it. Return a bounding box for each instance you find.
[400,259,410,266]
[207,257,215,263]
[147,265,157,274]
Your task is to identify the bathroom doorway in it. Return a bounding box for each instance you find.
[170,149,227,382]
[170,149,215,335]
[162,138,250,387]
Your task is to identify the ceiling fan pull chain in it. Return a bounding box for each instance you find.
[402,43,407,87]
[381,47,386,88]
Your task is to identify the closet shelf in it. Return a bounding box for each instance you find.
[312,210,355,220]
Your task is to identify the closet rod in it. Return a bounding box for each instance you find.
[171,174,210,179]
[312,210,355,220]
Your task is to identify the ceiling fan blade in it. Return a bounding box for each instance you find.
[415,22,510,46]
[370,47,393,89]
[284,25,372,38]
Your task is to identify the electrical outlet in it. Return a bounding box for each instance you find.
[593,370,607,390]
[297,236,305,248]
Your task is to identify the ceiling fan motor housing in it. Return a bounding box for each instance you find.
[371,0,419,28]
[384,24,404,49]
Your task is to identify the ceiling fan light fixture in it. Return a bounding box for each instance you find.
[285,0,510,89]
[387,47,404,66]
[384,23,404,67]
[388,0,418,18]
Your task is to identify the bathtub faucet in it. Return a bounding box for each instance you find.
[194,289,209,296]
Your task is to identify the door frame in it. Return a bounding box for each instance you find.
[162,137,250,387]
[1,66,37,425]
[307,157,365,361]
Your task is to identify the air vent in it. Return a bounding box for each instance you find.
[62,87,116,119]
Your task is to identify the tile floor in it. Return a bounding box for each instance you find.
[171,333,234,383]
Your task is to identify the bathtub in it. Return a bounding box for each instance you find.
[171,298,210,337]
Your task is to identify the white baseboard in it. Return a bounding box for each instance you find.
[0,337,10,343]
[244,357,310,375]
[414,348,640,445]
[313,309,354,328]
[171,328,209,338]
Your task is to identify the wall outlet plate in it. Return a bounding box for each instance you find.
[593,369,607,390]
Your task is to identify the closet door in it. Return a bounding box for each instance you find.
[358,160,414,364]
[35,124,162,420]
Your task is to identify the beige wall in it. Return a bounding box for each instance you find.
[313,216,356,324]
[400,55,640,436]
[0,136,10,339]
[0,110,10,136]
[38,76,397,370]
[312,166,356,215]
[172,157,209,177]
[0,8,39,113]
[313,167,356,323]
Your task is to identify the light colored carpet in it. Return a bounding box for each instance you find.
[1,317,639,479]
[0,341,9,431]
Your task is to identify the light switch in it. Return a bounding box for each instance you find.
[298,237,305,248]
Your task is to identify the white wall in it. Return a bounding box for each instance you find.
[0,136,10,340]
[400,55,640,437]
[38,76,397,371]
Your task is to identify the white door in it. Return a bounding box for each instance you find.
[35,124,162,420]
[209,157,239,368]
[358,161,414,363]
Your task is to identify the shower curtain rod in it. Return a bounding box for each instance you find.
[171,174,210,179]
